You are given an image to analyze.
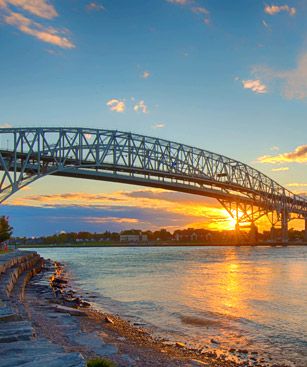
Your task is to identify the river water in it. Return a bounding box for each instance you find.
[32,246,307,366]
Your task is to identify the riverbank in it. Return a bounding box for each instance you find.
[0,250,86,366]
[0,250,298,367]
[27,258,279,367]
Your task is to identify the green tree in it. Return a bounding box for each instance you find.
[0,216,13,242]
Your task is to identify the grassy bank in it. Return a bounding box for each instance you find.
[0,249,12,254]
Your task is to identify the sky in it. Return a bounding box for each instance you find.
[0,0,307,236]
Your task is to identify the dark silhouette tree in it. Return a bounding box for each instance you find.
[0,216,13,243]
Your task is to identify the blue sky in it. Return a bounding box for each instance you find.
[0,0,307,236]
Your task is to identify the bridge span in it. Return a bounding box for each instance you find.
[0,127,306,243]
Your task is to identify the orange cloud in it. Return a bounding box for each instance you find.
[1,2,74,48]
[20,186,31,191]
[242,79,267,94]
[287,183,307,187]
[8,188,235,229]
[6,0,58,19]
[258,145,307,163]
[271,167,289,172]
[14,192,121,205]
[0,123,12,128]
[84,133,92,140]
[106,98,126,112]
[264,4,296,16]
[83,217,139,224]
[7,187,278,232]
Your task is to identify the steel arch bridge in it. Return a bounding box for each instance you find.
[0,127,306,242]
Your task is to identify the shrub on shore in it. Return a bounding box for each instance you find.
[87,358,117,367]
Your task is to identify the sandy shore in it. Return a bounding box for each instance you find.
[23,259,288,367]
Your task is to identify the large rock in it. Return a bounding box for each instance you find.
[52,304,87,316]
[0,320,34,343]
[0,251,86,367]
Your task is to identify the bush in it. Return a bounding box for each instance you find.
[87,358,117,367]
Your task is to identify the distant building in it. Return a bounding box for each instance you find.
[173,228,212,242]
[174,232,181,241]
[119,233,148,243]
[190,232,198,241]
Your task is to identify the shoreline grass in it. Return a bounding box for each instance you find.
[0,249,12,254]
[87,358,117,367]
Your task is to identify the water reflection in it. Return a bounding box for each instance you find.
[33,246,307,366]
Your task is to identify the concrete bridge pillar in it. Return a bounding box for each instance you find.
[249,223,258,244]
[281,211,288,244]
[235,222,240,244]
[270,226,275,242]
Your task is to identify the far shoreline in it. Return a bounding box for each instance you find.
[17,241,307,248]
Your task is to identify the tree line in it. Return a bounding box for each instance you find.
[0,216,13,243]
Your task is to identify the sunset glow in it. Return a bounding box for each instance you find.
[0,3,307,366]
[0,1,306,237]
[1,183,285,235]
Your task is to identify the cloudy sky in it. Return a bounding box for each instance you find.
[0,0,307,236]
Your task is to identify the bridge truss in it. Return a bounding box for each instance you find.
[0,127,306,242]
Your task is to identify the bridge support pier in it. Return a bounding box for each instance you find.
[249,223,258,244]
[270,226,276,242]
[235,222,240,244]
[281,211,288,244]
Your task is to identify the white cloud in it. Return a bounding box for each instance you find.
[192,6,210,25]
[133,100,148,113]
[270,146,279,151]
[141,71,150,79]
[262,20,271,30]
[0,123,12,128]
[86,2,105,12]
[264,4,296,16]
[166,0,190,4]
[152,123,165,129]
[242,79,267,94]
[255,53,307,100]
[166,0,210,25]
[203,17,210,25]
[106,98,126,113]
[192,6,209,15]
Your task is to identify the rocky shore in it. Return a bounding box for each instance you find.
[0,251,292,367]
